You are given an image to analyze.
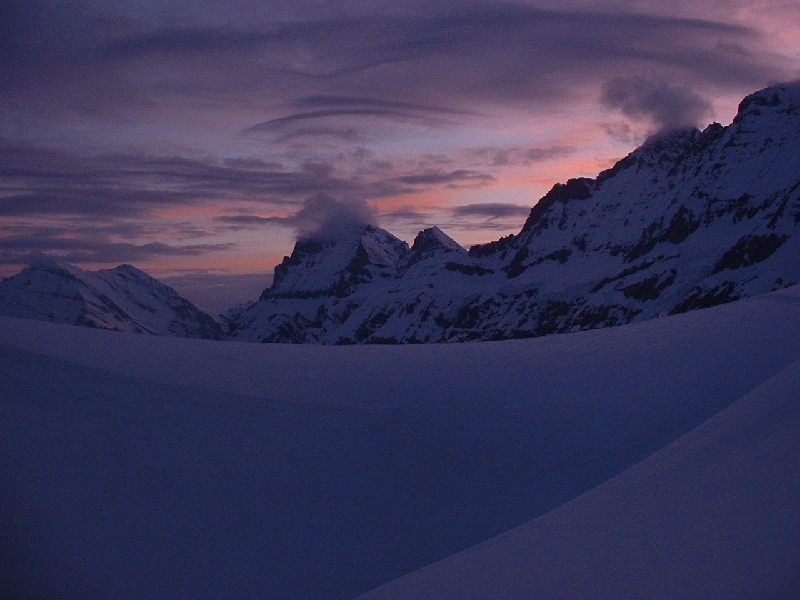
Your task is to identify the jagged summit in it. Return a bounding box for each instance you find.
[265,225,409,300]
[404,226,466,267]
[411,226,464,254]
[229,81,800,344]
[0,259,224,338]
[733,80,800,123]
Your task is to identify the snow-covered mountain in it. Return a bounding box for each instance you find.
[230,82,800,344]
[0,258,224,338]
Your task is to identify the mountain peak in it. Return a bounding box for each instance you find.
[411,226,464,253]
[27,254,63,270]
[0,260,223,338]
[265,225,409,300]
[733,81,800,124]
[404,226,466,267]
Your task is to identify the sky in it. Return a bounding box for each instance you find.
[2,0,800,307]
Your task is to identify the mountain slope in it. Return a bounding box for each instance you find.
[231,82,800,344]
[0,258,224,338]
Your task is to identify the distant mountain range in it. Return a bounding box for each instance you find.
[0,258,223,339]
[3,82,799,342]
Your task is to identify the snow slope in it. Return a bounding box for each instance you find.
[2,285,800,600]
[0,258,223,338]
[356,355,800,600]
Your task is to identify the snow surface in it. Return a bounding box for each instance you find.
[2,285,800,599]
[357,353,800,600]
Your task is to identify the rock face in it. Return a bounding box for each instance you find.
[229,82,800,344]
[0,259,224,339]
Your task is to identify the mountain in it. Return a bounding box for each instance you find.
[228,225,471,343]
[0,258,224,339]
[230,82,800,344]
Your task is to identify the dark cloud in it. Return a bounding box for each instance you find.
[246,109,425,132]
[394,170,494,187]
[292,95,468,114]
[602,121,638,143]
[601,76,714,131]
[102,27,274,59]
[380,203,531,237]
[452,203,531,219]
[222,157,284,169]
[247,96,472,133]
[476,145,576,166]
[0,230,234,267]
[214,215,284,226]
[272,127,361,142]
[0,140,498,234]
[523,146,577,163]
[0,140,352,218]
[1,1,788,124]
[0,213,240,275]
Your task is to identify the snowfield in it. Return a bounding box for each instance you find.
[2,285,800,599]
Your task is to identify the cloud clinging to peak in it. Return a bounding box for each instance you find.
[601,76,715,132]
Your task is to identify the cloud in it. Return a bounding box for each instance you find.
[602,121,638,144]
[292,95,467,114]
[0,209,239,272]
[2,1,789,127]
[0,140,353,218]
[0,140,502,233]
[272,127,361,142]
[215,197,435,240]
[290,193,378,242]
[394,170,494,187]
[246,109,425,132]
[523,146,577,163]
[0,229,234,267]
[476,145,577,166]
[601,76,715,131]
[214,215,283,226]
[452,203,531,219]
[246,96,472,134]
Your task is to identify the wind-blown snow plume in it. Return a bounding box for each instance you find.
[292,194,378,242]
[602,76,714,132]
